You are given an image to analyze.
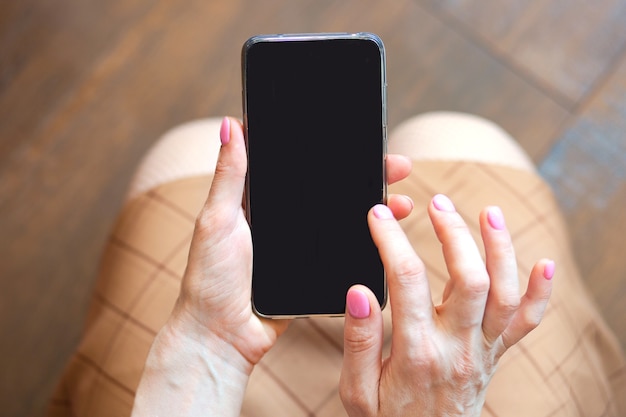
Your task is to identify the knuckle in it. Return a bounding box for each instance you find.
[339,383,373,415]
[194,208,216,238]
[215,155,246,182]
[344,327,377,355]
[195,203,233,239]
[499,243,516,261]
[403,342,444,378]
[495,294,521,315]
[488,234,516,257]
[402,340,493,389]
[393,255,426,286]
[444,219,473,240]
[459,272,490,297]
[519,306,544,331]
[451,219,471,234]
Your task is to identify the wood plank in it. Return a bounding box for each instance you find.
[0,0,159,165]
[420,0,626,105]
[540,53,626,349]
[0,0,570,415]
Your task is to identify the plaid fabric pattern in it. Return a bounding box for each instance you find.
[47,162,626,417]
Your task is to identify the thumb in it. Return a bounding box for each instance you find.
[204,117,247,218]
[191,116,248,255]
[339,285,383,414]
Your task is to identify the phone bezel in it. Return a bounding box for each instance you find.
[241,32,388,319]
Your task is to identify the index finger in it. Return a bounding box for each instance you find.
[367,204,435,347]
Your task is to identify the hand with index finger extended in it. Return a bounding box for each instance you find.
[340,195,554,417]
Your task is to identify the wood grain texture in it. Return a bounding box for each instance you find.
[0,0,623,415]
[421,0,626,105]
[540,53,626,349]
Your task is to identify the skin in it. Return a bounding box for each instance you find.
[340,201,554,416]
[131,117,553,417]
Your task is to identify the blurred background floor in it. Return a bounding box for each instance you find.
[1,0,625,415]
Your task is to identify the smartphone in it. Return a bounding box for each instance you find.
[242,32,387,318]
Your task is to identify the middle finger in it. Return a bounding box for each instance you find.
[428,194,490,331]
[386,154,412,185]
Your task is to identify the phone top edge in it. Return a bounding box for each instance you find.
[241,31,387,122]
[242,32,384,49]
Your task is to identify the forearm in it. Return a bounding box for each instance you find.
[131,318,252,417]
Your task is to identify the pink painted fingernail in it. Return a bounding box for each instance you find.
[347,288,370,319]
[433,194,455,212]
[543,260,555,280]
[373,204,394,220]
[220,117,231,145]
[487,206,506,230]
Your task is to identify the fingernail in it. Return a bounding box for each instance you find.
[347,288,370,319]
[220,117,231,146]
[433,194,455,212]
[373,204,394,220]
[543,260,555,280]
[487,206,506,230]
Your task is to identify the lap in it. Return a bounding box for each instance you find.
[47,135,626,417]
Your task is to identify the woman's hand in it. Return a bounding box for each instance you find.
[173,116,414,371]
[132,117,414,416]
[340,195,554,417]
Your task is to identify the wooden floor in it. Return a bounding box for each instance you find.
[1,0,625,415]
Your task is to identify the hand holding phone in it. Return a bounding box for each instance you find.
[242,33,388,318]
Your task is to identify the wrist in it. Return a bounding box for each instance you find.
[167,303,256,375]
[132,312,252,417]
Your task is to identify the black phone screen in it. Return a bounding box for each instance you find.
[242,33,387,317]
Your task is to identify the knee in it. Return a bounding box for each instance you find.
[388,112,536,172]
